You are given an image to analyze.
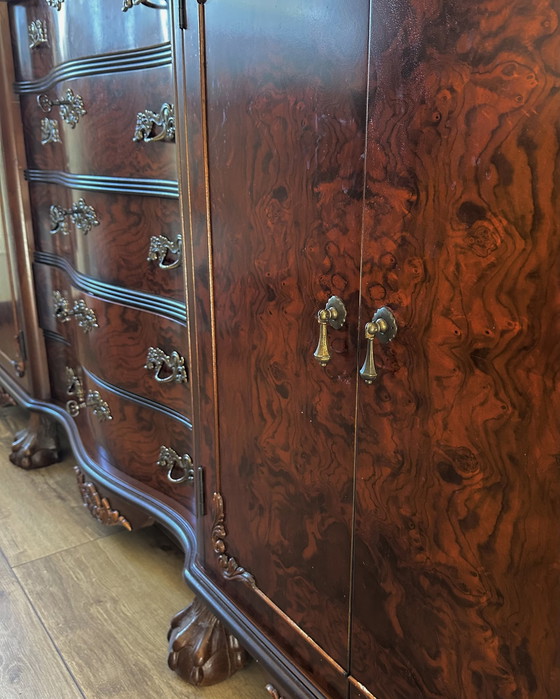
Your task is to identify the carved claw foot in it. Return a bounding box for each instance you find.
[9,412,60,469]
[167,596,249,686]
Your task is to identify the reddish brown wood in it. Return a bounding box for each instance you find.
[351,1,560,697]
[75,371,195,515]
[196,0,371,674]
[33,263,190,415]
[19,67,177,180]
[167,596,249,686]
[9,410,59,469]
[9,0,171,83]
[73,294,190,417]
[29,184,184,301]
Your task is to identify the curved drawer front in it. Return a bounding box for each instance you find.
[75,293,190,416]
[70,369,195,515]
[34,262,190,415]
[20,66,177,180]
[29,182,184,301]
[9,0,171,82]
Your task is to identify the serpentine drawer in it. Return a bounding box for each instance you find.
[34,262,191,418]
[29,182,184,302]
[19,65,177,180]
[9,0,171,83]
[69,367,195,516]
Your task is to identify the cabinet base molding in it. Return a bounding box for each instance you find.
[167,596,249,686]
[9,411,60,469]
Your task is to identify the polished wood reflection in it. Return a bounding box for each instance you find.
[351,0,560,697]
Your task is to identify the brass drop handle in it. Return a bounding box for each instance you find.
[147,234,182,269]
[53,291,98,333]
[313,296,347,367]
[359,307,398,384]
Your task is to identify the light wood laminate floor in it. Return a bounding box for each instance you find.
[0,406,268,698]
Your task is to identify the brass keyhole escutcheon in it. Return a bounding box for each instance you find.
[313,296,347,367]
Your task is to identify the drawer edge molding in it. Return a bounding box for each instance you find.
[81,365,192,430]
[14,42,173,94]
[34,251,187,324]
[25,169,179,199]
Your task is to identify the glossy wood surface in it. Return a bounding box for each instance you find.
[29,183,184,300]
[33,262,190,415]
[201,0,370,670]
[20,67,177,179]
[75,371,194,514]
[351,0,560,697]
[9,0,171,82]
[75,293,190,416]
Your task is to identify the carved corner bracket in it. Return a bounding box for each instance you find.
[212,492,255,587]
[74,466,132,531]
[167,596,249,686]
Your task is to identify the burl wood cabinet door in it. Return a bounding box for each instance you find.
[351,1,560,697]
[202,0,370,669]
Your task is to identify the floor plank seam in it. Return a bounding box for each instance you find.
[9,563,88,698]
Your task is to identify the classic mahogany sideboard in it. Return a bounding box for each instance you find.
[1,1,559,698]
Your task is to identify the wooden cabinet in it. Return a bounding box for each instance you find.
[1,1,559,697]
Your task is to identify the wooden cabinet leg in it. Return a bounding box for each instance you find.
[9,412,60,469]
[167,596,249,686]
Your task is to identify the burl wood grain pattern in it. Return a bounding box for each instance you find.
[29,184,184,301]
[9,0,171,83]
[74,292,190,416]
[76,371,195,514]
[19,67,177,180]
[351,1,560,697]
[202,0,370,668]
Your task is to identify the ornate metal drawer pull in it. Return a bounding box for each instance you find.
[38,88,86,128]
[145,347,188,384]
[65,367,112,422]
[45,0,64,9]
[53,291,98,333]
[41,118,61,145]
[359,306,398,384]
[147,234,182,270]
[133,103,175,143]
[156,446,194,485]
[29,19,48,48]
[50,198,99,235]
[122,0,168,11]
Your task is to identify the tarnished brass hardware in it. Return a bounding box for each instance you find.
[40,118,61,145]
[86,391,113,422]
[50,198,99,235]
[28,19,48,48]
[37,88,86,128]
[122,0,168,10]
[145,346,188,384]
[313,295,347,367]
[65,367,112,421]
[133,103,175,143]
[359,306,397,384]
[53,290,72,323]
[147,234,183,269]
[156,446,194,485]
[45,0,64,9]
[53,292,98,333]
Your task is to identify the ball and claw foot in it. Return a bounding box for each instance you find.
[167,596,249,686]
[9,412,60,469]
